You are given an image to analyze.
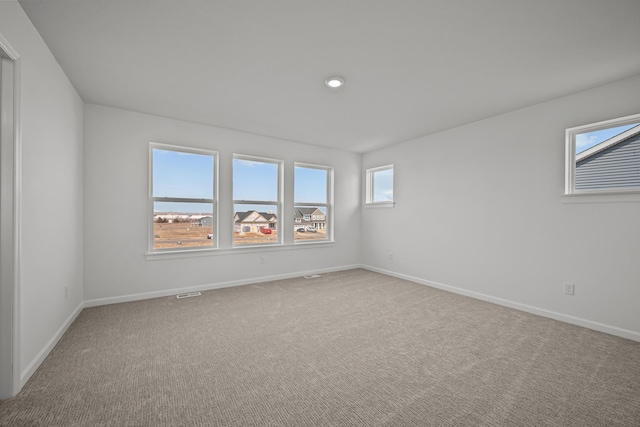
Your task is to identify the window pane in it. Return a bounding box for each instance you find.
[373,168,393,202]
[233,158,278,201]
[233,204,278,245]
[575,124,638,154]
[294,166,327,204]
[294,206,327,242]
[575,123,640,191]
[153,202,213,250]
[153,149,214,199]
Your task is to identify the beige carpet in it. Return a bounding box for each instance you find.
[1,269,639,426]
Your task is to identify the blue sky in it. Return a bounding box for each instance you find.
[294,166,327,203]
[575,123,639,154]
[153,149,213,199]
[153,149,328,214]
[153,149,214,214]
[373,168,393,202]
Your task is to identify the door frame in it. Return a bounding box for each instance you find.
[0,32,21,399]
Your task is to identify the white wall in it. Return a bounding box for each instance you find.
[0,1,84,384]
[83,104,361,302]
[362,74,640,340]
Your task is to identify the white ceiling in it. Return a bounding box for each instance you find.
[18,0,640,153]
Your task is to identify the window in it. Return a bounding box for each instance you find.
[294,163,332,242]
[233,155,282,245]
[150,143,217,251]
[366,164,394,204]
[565,113,640,195]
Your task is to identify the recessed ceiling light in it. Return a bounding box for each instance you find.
[325,76,345,89]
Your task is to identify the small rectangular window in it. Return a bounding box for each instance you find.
[233,155,282,246]
[366,165,394,204]
[150,143,217,252]
[566,114,640,195]
[294,163,332,242]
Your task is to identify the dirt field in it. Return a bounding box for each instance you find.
[153,222,213,249]
[234,231,278,245]
[293,230,327,242]
[154,222,327,248]
[234,229,327,245]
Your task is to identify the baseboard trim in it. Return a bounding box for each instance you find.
[362,265,640,343]
[84,264,362,308]
[20,301,84,388]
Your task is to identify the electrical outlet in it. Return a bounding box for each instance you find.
[563,283,575,296]
[388,252,393,260]
[260,256,266,264]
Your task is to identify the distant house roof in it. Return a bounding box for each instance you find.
[577,124,640,163]
[293,207,323,220]
[234,211,277,223]
[262,212,277,222]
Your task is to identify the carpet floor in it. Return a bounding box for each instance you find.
[1,269,639,426]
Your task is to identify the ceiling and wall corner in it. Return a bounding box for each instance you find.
[17,0,640,153]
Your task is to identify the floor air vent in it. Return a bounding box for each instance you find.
[176,292,202,299]
[304,274,321,279]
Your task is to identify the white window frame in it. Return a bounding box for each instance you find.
[294,162,334,243]
[565,113,640,197]
[366,164,394,207]
[149,142,218,253]
[233,154,283,246]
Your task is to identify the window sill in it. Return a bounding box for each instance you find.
[145,241,336,261]
[365,201,395,208]
[562,191,640,204]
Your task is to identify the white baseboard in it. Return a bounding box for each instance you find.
[84,264,362,308]
[362,265,640,343]
[20,301,84,388]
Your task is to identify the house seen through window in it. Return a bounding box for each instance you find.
[233,155,282,245]
[150,143,217,251]
[294,164,331,242]
[150,151,333,251]
[566,114,640,194]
